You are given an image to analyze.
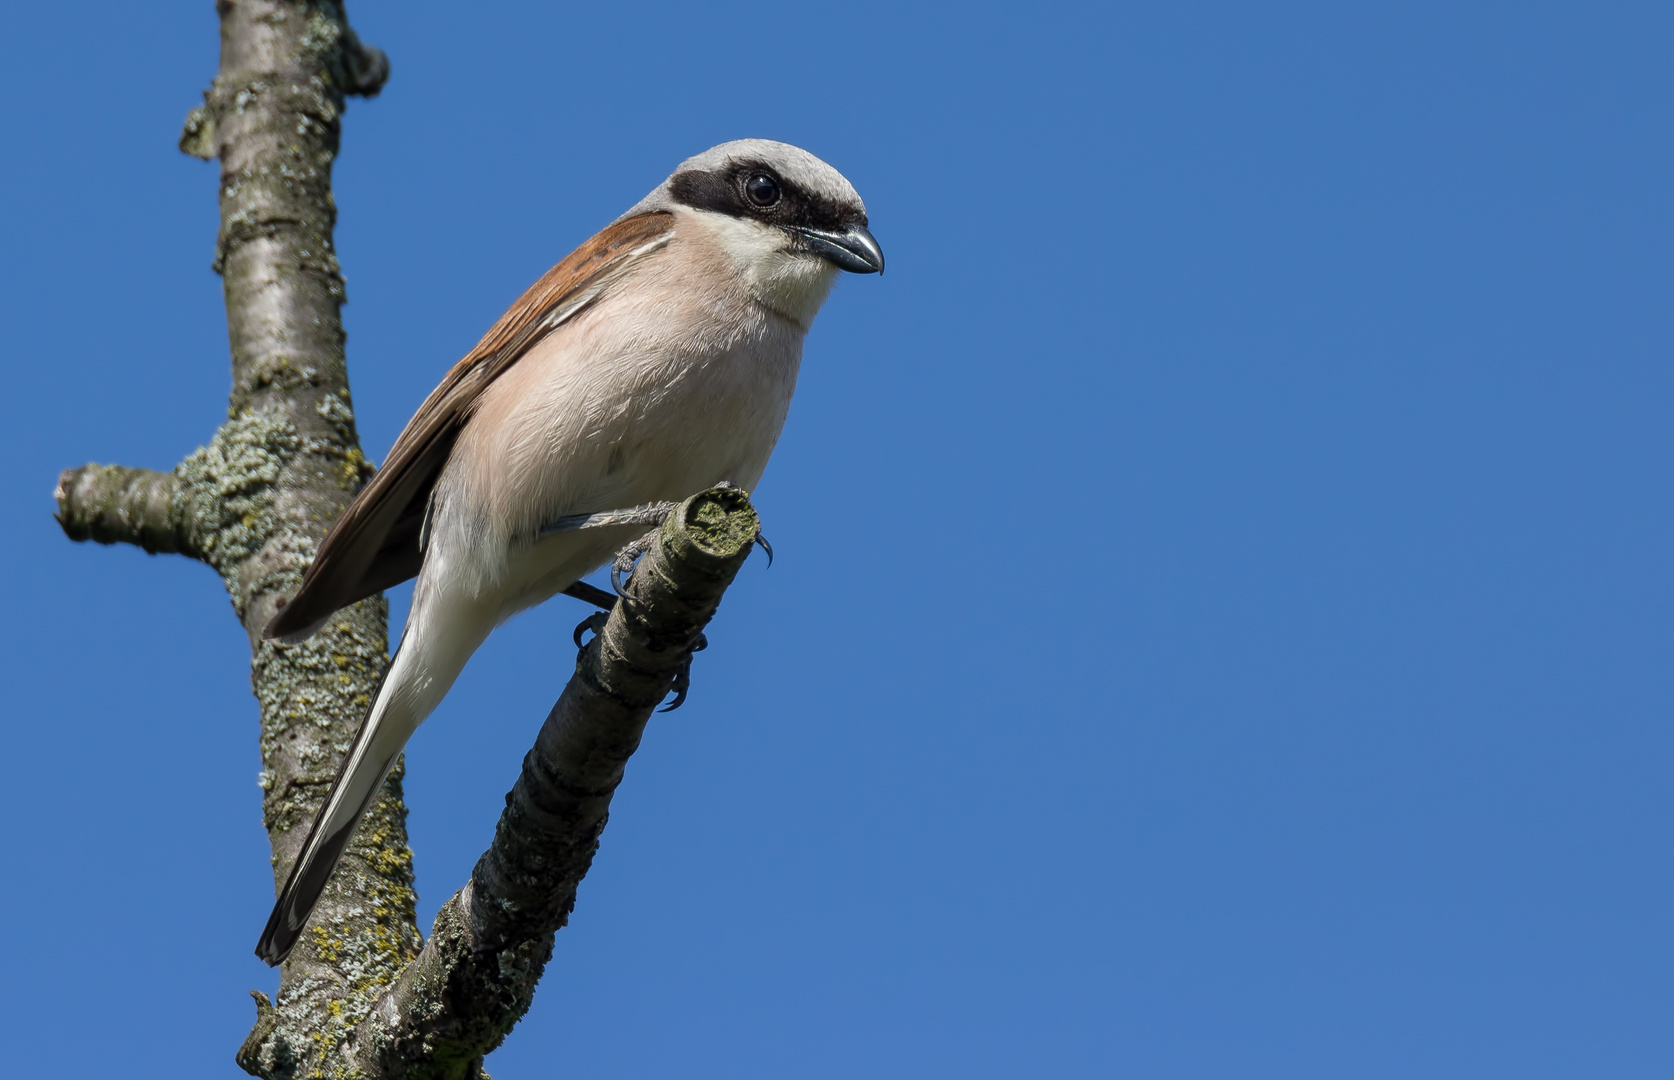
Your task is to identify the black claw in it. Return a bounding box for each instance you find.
[660,654,692,712]
[658,634,708,713]
[572,612,608,650]
[609,528,659,600]
[755,531,773,567]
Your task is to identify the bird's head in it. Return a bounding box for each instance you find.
[628,139,883,326]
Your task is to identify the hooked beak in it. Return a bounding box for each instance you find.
[791,223,885,274]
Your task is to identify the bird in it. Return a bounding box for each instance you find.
[255,139,882,965]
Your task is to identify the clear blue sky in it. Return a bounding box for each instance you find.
[2,2,1669,1076]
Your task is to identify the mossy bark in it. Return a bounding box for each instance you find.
[192,5,415,1075]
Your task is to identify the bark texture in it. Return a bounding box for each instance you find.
[56,5,761,1078]
[56,465,201,557]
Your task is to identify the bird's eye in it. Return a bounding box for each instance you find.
[745,174,781,208]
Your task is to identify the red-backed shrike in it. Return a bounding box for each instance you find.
[256,139,882,964]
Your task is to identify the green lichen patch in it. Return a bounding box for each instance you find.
[179,104,216,160]
[254,602,390,791]
[673,486,760,559]
[301,9,345,63]
[274,777,422,1073]
[175,410,301,574]
[315,390,355,438]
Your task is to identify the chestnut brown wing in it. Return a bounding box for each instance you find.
[264,210,675,642]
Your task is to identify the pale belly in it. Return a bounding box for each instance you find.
[425,292,805,620]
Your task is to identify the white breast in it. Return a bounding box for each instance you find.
[425,210,813,608]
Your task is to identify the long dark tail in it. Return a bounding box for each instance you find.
[255,663,412,965]
[256,577,498,965]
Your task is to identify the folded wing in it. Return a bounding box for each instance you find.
[264,210,675,642]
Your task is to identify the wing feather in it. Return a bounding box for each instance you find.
[264,210,675,641]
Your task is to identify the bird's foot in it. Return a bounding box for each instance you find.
[574,612,706,712]
[660,633,709,712]
[611,528,661,597]
[574,577,708,711]
[571,610,609,651]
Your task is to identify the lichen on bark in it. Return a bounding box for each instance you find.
[191,2,413,1075]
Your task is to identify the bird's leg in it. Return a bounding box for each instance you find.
[544,486,774,582]
[562,580,617,610]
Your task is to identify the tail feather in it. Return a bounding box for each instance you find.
[256,535,603,963]
[255,751,398,964]
[255,679,413,965]
[254,578,500,966]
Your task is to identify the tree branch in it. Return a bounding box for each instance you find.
[55,464,202,558]
[184,5,421,1076]
[346,488,760,1079]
